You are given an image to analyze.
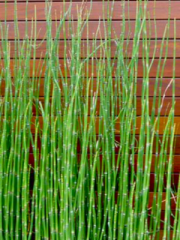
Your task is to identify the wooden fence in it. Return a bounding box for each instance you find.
[0,0,179,238]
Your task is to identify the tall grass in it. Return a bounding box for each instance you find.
[0,0,179,239]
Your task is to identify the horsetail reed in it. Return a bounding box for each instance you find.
[0,0,179,239]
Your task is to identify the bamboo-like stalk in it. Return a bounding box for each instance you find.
[0,0,178,239]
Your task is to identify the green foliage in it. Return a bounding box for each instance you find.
[0,1,178,239]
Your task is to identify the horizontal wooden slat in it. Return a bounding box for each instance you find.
[0,20,178,40]
[28,134,180,154]
[150,173,179,191]
[137,78,180,97]
[28,116,180,134]
[158,211,175,230]
[0,0,178,2]
[0,96,177,116]
[124,97,180,116]
[136,155,180,173]
[0,40,178,59]
[114,135,180,155]
[0,2,179,21]
[1,78,179,97]
[26,97,180,116]
[0,59,179,77]
[29,152,180,173]
[148,193,176,210]
[159,231,173,239]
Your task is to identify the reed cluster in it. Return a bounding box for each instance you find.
[0,0,179,239]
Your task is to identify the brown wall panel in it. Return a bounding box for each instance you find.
[29,152,180,174]
[27,96,180,116]
[0,20,178,40]
[1,78,180,97]
[29,134,180,154]
[0,40,179,59]
[28,116,180,134]
[0,59,179,77]
[114,135,180,154]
